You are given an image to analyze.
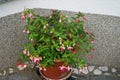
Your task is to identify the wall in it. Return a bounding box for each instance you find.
[0,8,120,69]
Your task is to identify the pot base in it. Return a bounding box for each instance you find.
[40,69,72,80]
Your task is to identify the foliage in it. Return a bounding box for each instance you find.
[20,8,94,69]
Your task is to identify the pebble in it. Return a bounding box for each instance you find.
[98,66,108,71]
[111,68,117,73]
[117,74,120,77]
[104,72,111,76]
[0,70,6,76]
[72,68,79,74]
[88,66,95,72]
[8,68,14,74]
[82,69,89,74]
[93,69,102,75]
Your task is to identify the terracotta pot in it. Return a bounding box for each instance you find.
[40,62,72,80]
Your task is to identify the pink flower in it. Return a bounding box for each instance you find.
[59,66,66,72]
[83,17,87,21]
[44,68,46,71]
[40,67,42,70]
[26,30,30,34]
[86,32,89,34]
[79,69,83,73]
[23,29,29,34]
[23,50,27,54]
[84,66,88,70]
[27,51,30,56]
[23,29,26,33]
[21,13,25,20]
[89,53,93,60]
[75,18,79,23]
[66,66,72,71]
[52,9,55,13]
[29,13,32,19]
[60,46,65,51]
[90,40,95,43]
[30,57,34,62]
[68,46,73,51]
[17,63,27,70]
[33,57,42,64]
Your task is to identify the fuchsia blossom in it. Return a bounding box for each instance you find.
[17,63,27,70]
[23,50,27,54]
[59,66,72,72]
[60,46,65,51]
[52,9,55,13]
[79,68,83,73]
[68,46,73,51]
[84,66,88,70]
[59,66,66,72]
[89,53,93,60]
[21,13,25,20]
[75,18,79,23]
[23,50,30,56]
[30,57,42,64]
[83,17,87,21]
[23,29,30,34]
[26,30,30,34]
[67,66,72,71]
[90,40,95,43]
[29,13,32,19]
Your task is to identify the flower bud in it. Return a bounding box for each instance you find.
[43,26,46,29]
[60,46,65,52]
[68,46,73,51]
[59,19,62,23]
[83,17,87,21]
[29,13,32,19]
[75,18,79,23]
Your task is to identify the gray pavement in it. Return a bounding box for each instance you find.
[0,69,119,80]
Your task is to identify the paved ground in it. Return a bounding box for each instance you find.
[0,68,119,80]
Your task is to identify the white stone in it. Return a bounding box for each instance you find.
[3,70,6,76]
[0,73,2,76]
[98,66,108,71]
[88,66,95,72]
[111,68,117,73]
[0,70,6,76]
[82,69,89,74]
[104,73,111,76]
[72,68,79,74]
[117,74,120,77]
[93,69,102,75]
[8,68,14,74]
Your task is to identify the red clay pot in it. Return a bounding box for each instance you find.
[40,62,72,80]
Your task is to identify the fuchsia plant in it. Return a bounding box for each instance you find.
[19,8,95,72]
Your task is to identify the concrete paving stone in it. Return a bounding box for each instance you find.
[90,75,119,80]
[0,76,9,80]
[93,69,102,75]
[71,74,88,80]
[0,69,44,80]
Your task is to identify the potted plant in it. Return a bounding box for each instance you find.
[19,8,94,79]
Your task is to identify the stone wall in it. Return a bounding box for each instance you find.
[0,8,120,69]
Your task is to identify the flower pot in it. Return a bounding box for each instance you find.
[40,62,72,80]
